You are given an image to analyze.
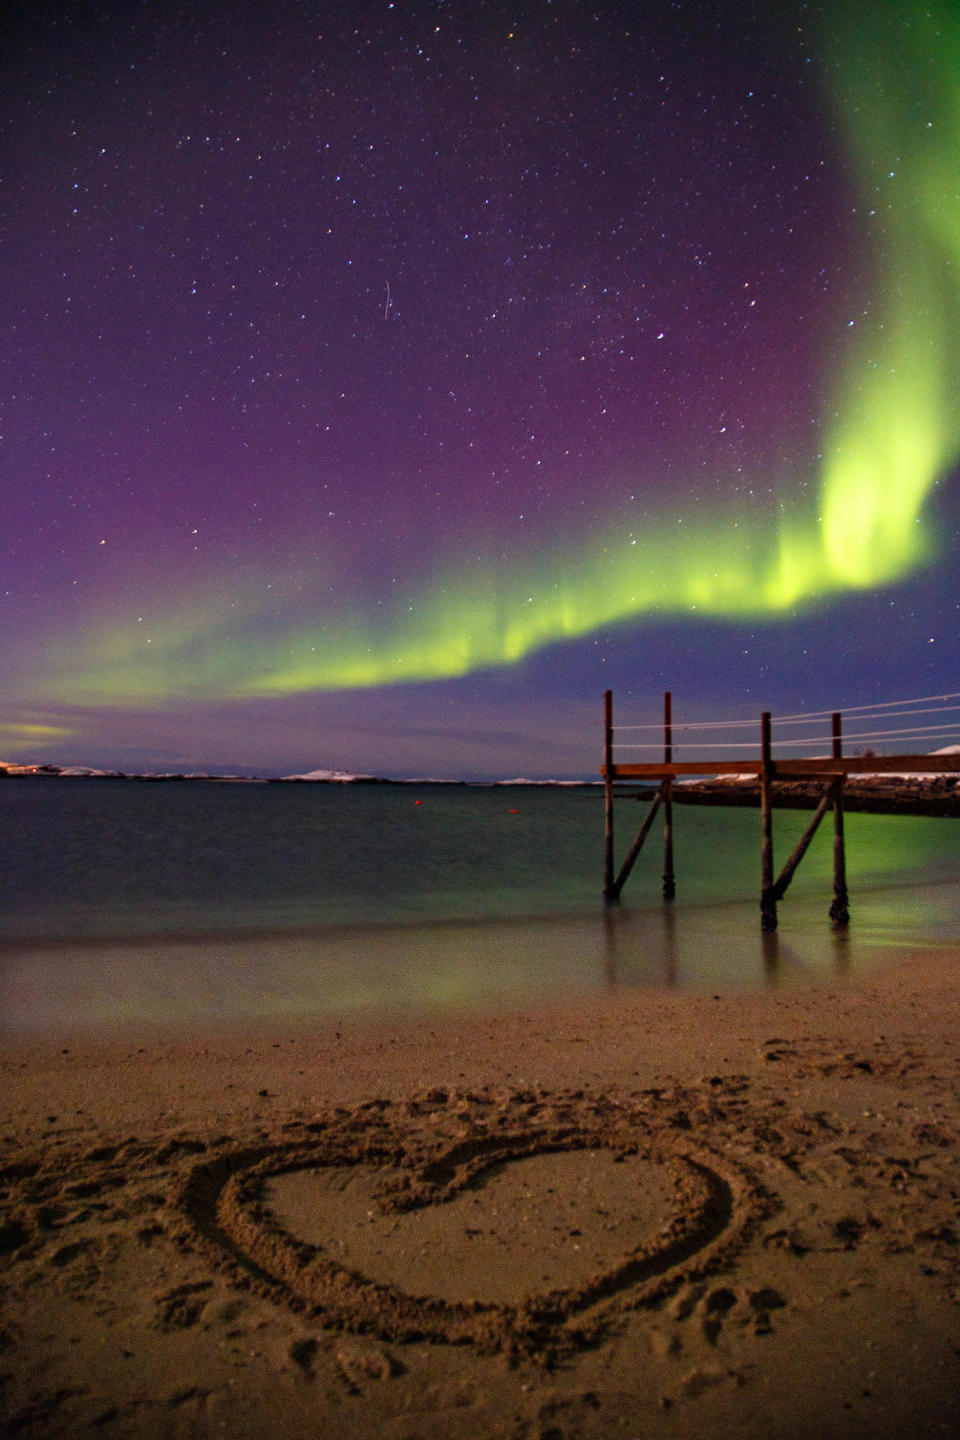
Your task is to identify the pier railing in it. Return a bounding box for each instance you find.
[601,690,960,930]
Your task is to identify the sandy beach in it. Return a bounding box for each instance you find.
[2,947,959,1440]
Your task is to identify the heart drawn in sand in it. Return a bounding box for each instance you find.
[178,1101,763,1353]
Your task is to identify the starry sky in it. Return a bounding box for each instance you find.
[3,0,958,778]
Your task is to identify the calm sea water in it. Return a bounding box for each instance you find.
[1,779,957,1030]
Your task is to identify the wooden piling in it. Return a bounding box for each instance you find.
[829,711,850,927]
[662,691,676,899]
[610,787,663,899]
[601,689,960,926]
[603,689,615,900]
[760,711,777,931]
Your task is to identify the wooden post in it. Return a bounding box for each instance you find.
[662,690,675,899]
[760,710,777,931]
[829,711,850,926]
[603,689,616,900]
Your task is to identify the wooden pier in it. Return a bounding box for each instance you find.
[602,690,960,931]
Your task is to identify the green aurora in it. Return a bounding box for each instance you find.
[22,1,960,710]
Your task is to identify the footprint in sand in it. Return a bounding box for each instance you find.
[154,1280,214,1331]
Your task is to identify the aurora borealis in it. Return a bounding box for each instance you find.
[3,0,958,777]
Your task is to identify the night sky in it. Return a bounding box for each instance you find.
[4,0,958,778]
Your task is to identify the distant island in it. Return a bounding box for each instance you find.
[0,762,599,788]
[1,760,956,813]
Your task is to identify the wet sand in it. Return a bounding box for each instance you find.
[2,948,959,1439]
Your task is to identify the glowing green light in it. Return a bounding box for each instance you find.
[18,0,960,706]
[817,0,959,588]
[0,722,74,746]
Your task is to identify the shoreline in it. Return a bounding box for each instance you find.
[4,880,958,1039]
[2,947,958,1438]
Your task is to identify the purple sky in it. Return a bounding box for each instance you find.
[3,0,957,777]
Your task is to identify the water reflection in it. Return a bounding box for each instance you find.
[602,901,680,988]
[831,927,853,977]
[761,929,781,984]
[598,877,955,994]
[1,877,956,1034]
